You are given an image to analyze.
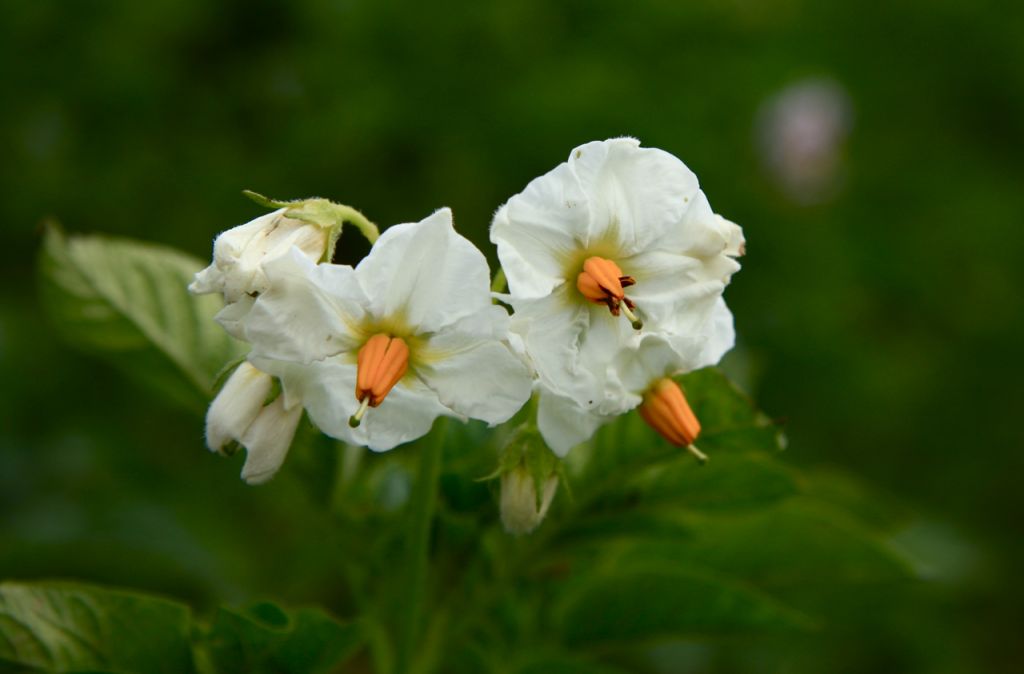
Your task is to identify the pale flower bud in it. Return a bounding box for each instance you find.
[205,362,274,454]
[239,395,303,485]
[500,464,559,536]
[204,361,303,485]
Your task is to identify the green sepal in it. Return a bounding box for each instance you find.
[241,189,380,255]
[210,354,250,396]
[486,423,565,511]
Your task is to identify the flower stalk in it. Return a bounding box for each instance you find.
[396,418,448,674]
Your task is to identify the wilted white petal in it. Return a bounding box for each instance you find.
[205,362,273,453]
[239,395,303,485]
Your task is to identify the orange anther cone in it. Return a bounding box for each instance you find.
[639,378,701,448]
[355,334,410,407]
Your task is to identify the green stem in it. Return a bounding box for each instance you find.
[490,267,507,294]
[335,204,380,244]
[396,418,448,674]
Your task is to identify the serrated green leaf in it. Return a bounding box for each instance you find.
[556,567,811,647]
[0,582,194,674]
[199,602,362,674]
[39,226,246,413]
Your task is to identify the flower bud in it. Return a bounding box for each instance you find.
[205,362,274,454]
[239,394,303,485]
[494,424,562,535]
[500,463,559,536]
[205,361,303,485]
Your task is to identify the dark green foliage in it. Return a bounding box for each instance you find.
[198,603,363,674]
[0,583,361,674]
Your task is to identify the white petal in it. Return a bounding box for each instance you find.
[355,208,492,332]
[659,190,745,263]
[239,395,303,485]
[622,299,735,385]
[416,310,533,425]
[491,160,590,299]
[718,214,746,257]
[569,138,700,255]
[243,247,366,363]
[623,249,729,332]
[536,388,609,457]
[616,335,687,392]
[693,297,736,368]
[256,356,451,452]
[205,362,273,453]
[212,296,255,340]
[512,287,639,412]
[189,263,224,296]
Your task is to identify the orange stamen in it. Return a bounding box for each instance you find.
[638,378,706,462]
[351,334,410,426]
[576,256,642,329]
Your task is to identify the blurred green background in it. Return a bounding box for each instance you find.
[3,0,1022,672]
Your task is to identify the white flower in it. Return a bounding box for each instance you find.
[190,208,335,338]
[205,361,304,485]
[240,208,533,451]
[500,465,558,535]
[537,319,732,457]
[491,137,743,416]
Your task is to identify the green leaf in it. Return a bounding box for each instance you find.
[593,497,918,602]
[555,567,811,647]
[624,451,799,512]
[39,225,246,413]
[678,368,773,433]
[0,581,195,673]
[671,498,917,588]
[199,602,363,674]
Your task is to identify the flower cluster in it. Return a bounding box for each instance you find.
[492,137,744,458]
[192,138,743,530]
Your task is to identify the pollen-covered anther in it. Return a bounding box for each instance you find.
[350,333,409,427]
[638,378,706,463]
[576,256,643,329]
